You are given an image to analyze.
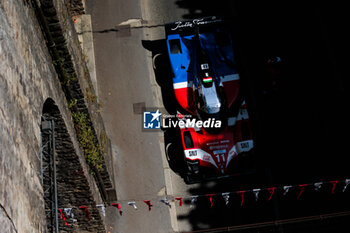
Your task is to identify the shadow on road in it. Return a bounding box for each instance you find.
[174,0,238,19]
[142,39,187,179]
[142,39,178,115]
[178,181,350,232]
[143,1,350,231]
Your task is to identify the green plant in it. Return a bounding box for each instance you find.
[100,131,108,155]
[72,111,104,171]
[85,87,97,103]
[68,98,78,109]
[53,57,65,66]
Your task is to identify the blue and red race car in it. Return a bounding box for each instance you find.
[164,17,254,182]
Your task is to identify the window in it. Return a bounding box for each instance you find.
[169,39,182,54]
[183,131,194,148]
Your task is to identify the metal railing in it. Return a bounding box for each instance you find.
[41,119,59,233]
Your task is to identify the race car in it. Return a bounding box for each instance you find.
[164,17,254,182]
[178,101,254,182]
[165,16,240,119]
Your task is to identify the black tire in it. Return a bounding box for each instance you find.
[152,53,163,70]
[165,142,173,162]
[164,139,186,175]
[184,173,201,184]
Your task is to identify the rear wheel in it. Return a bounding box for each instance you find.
[164,129,187,176]
[165,142,173,162]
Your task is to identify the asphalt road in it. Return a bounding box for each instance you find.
[85,1,188,232]
[86,1,350,232]
[85,1,247,232]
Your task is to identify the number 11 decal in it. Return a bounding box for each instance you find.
[215,154,225,162]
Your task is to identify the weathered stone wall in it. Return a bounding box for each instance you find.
[0,206,16,233]
[40,0,115,199]
[68,0,86,16]
[1,1,57,231]
[43,101,105,232]
[0,0,112,232]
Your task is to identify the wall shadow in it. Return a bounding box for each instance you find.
[142,39,187,179]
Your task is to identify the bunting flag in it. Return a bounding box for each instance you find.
[111,203,123,216]
[190,196,198,208]
[206,194,215,208]
[96,204,105,217]
[252,189,260,201]
[343,179,350,192]
[56,178,350,220]
[314,182,323,191]
[160,198,172,208]
[58,208,69,226]
[297,184,308,199]
[143,200,153,211]
[79,206,90,221]
[330,181,338,194]
[283,186,292,196]
[175,197,183,207]
[267,187,276,201]
[222,192,230,205]
[64,208,74,220]
[127,201,138,210]
[237,191,245,206]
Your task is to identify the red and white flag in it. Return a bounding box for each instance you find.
[143,200,153,211]
[175,197,183,207]
[206,194,215,208]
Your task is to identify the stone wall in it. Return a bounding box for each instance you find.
[0,0,113,232]
[38,0,115,197]
[68,0,86,16]
[42,100,105,232]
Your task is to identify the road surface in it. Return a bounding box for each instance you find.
[85,1,189,232]
[85,0,259,232]
[85,1,350,232]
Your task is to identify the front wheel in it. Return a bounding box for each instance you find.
[152,53,168,87]
[152,53,163,70]
[184,173,201,184]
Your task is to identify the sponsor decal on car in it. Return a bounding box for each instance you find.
[202,77,213,83]
[170,17,222,31]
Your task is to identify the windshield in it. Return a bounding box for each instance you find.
[197,81,221,114]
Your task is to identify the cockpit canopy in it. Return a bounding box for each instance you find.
[197,81,221,114]
[195,44,222,115]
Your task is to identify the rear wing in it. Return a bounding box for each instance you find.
[165,16,225,36]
